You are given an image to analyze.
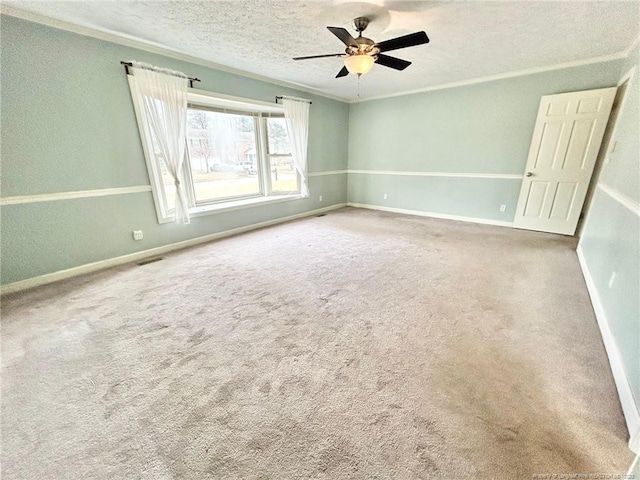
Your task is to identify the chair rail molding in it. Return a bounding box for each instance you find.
[598,183,640,217]
[0,186,153,206]
[347,170,523,179]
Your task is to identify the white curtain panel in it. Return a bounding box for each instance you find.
[282,97,310,197]
[130,62,191,224]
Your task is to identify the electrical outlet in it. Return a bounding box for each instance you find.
[500,204,507,212]
[133,230,144,241]
[319,195,323,202]
[608,272,616,289]
[383,193,388,200]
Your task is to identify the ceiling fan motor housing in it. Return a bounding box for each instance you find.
[347,18,378,56]
[347,37,377,56]
[352,17,370,34]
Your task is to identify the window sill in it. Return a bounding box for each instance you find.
[168,193,303,222]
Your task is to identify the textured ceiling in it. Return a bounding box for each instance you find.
[5,1,640,101]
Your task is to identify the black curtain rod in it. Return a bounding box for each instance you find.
[275,96,312,104]
[120,61,201,88]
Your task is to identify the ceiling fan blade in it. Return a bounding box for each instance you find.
[336,66,349,78]
[293,53,344,61]
[327,26,359,48]
[376,31,429,53]
[375,54,411,71]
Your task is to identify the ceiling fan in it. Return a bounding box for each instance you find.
[293,17,430,78]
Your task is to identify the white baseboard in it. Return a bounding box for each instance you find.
[631,431,640,456]
[628,453,640,478]
[347,202,514,228]
[577,244,640,454]
[1,203,346,295]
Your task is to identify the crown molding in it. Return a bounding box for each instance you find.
[625,34,640,57]
[349,51,629,103]
[2,5,637,105]
[352,33,640,103]
[0,5,348,104]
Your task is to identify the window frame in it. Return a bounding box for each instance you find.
[264,116,301,195]
[184,105,266,207]
[129,82,302,224]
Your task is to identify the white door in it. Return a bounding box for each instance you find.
[513,87,616,235]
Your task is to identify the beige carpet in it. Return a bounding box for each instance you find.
[1,207,633,479]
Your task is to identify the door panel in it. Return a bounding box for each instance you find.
[523,182,549,217]
[577,97,603,114]
[549,182,578,220]
[535,122,564,168]
[564,119,596,169]
[513,87,616,235]
[547,99,571,116]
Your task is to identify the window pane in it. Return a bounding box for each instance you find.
[266,117,298,194]
[186,109,261,203]
[270,155,299,193]
[267,117,291,154]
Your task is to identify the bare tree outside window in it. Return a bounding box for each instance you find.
[186,109,261,203]
[267,117,298,193]
[187,111,213,172]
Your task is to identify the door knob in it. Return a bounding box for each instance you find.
[526,172,534,177]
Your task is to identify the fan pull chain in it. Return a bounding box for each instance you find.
[357,74,361,98]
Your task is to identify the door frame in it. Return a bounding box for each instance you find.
[577,65,637,237]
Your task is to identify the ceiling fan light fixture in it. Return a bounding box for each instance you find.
[344,54,375,75]
[293,19,429,82]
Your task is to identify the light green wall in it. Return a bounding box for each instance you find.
[579,44,640,415]
[598,47,640,201]
[1,175,347,282]
[349,174,521,222]
[348,60,623,220]
[581,192,639,401]
[1,15,349,285]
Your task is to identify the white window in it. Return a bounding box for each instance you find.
[130,84,301,224]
